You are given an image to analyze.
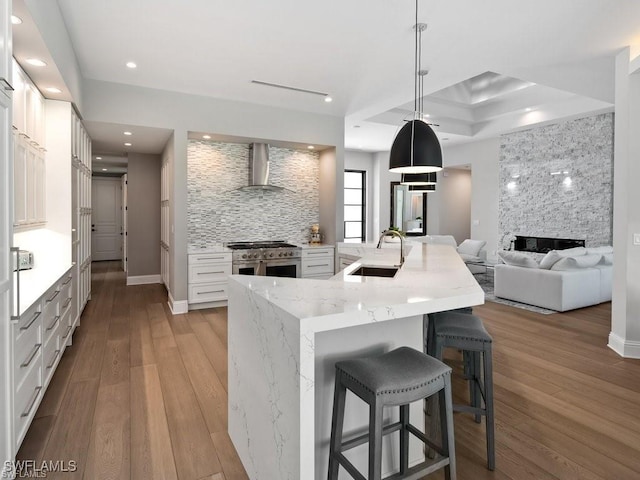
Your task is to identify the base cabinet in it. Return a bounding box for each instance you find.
[301,247,335,279]
[188,252,232,308]
[11,267,75,452]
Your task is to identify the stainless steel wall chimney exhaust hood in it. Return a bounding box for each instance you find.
[239,143,284,191]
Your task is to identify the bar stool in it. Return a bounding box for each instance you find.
[429,311,495,471]
[328,346,457,480]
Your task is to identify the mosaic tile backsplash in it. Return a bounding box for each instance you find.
[498,113,613,249]
[188,140,320,247]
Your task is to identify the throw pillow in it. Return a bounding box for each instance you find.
[457,239,486,257]
[497,250,539,269]
[556,246,587,257]
[599,253,614,265]
[586,246,613,255]
[551,254,602,270]
[539,250,562,269]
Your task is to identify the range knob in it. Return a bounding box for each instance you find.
[242,254,247,259]
[269,253,274,258]
[278,252,283,257]
[253,253,259,259]
[289,251,294,256]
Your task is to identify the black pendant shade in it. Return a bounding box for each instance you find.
[401,171,437,185]
[389,120,443,173]
[409,184,436,192]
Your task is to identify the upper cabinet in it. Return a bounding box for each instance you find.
[12,59,46,228]
[12,59,45,147]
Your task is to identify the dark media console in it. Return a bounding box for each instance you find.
[514,235,585,254]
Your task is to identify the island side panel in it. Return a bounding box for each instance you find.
[313,316,425,479]
[228,279,302,480]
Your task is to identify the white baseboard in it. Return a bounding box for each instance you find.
[126,274,162,286]
[168,292,188,315]
[188,300,228,310]
[608,331,640,358]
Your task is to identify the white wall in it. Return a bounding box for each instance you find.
[610,48,640,358]
[434,169,471,245]
[442,138,500,258]
[344,150,375,242]
[372,152,402,238]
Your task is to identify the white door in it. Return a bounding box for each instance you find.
[91,177,122,261]
[121,174,127,272]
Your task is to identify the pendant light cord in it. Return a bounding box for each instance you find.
[414,0,419,116]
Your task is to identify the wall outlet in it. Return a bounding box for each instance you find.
[634,233,640,245]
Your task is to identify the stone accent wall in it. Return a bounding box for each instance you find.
[188,140,320,248]
[498,113,614,249]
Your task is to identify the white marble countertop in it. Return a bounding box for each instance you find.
[187,244,231,254]
[229,242,483,333]
[15,260,73,316]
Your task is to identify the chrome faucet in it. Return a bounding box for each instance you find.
[376,229,405,267]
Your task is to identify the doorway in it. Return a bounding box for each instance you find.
[91,177,123,261]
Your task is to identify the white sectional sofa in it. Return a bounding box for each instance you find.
[494,247,613,312]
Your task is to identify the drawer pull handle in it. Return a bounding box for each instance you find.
[47,290,60,302]
[62,276,72,285]
[46,315,60,331]
[47,350,61,369]
[21,344,42,368]
[197,256,225,261]
[21,386,43,418]
[307,251,330,255]
[62,325,72,340]
[20,311,41,331]
[197,271,224,275]
[308,264,329,268]
[197,290,224,295]
[62,298,72,310]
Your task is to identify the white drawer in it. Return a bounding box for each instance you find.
[14,311,42,390]
[189,282,228,303]
[43,329,61,387]
[43,305,61,346]
[14,356,43,449]
[188,263,232,284]
[302,258,334,276]
[301,248,334,259]
[189,252,232,265]
[16,300,41,333]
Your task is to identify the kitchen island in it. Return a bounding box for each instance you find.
[227,242,483,479]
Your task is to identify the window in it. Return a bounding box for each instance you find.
[344,170,366,243]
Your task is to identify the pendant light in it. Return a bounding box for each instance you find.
[389,0,442,174]
[401,172,437,185]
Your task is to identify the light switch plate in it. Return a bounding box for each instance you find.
[634,233,640,246]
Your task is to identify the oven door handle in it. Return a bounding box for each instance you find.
[257,260,266,276]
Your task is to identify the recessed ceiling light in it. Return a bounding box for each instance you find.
[442,138,450,141]
[26,58,47,67]
[203,135,211,139]
[423,114,430,118]
[124,131,132,136]
[307,145,315,150]
[11,15,22,25]
[550,171,561,175]
[126,61,137,69]
[102,168,108,171]
[124,142,132,146]
[324,95,332,103]
[45,87,62,94]
[96,156,102,160]
[353,125,361,128]
[358,145,364,149]
[525,108,533,112]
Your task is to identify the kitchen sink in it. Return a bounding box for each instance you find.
[349,266,399,278]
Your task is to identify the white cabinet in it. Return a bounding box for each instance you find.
[188,252,232,306]
[12,60,46,228]
[11,267,74,451]
[338,255,356,271]
[301,247,335,279]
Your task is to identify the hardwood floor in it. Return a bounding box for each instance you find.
[17,261,640,479]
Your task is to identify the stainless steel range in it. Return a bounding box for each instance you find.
[227,241,301,278]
